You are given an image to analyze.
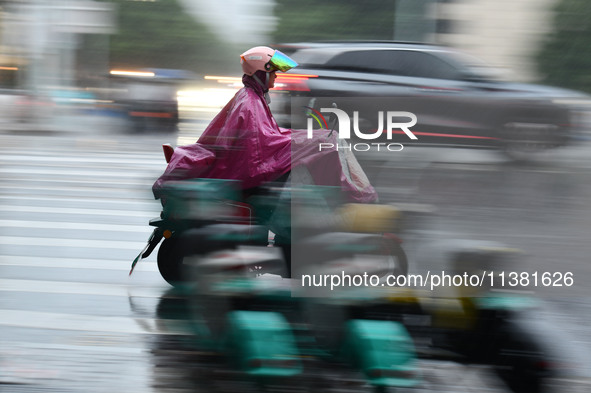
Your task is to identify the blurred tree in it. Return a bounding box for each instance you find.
[273,0,396,42]
[103,0,235,74]
[537,0,591,93]
[82,0,400,77]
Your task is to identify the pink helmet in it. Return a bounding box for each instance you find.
[240,46,298,76]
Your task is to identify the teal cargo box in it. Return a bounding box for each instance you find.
[223,311,302,377]
[342,319,420,388]
[161,179,243,222]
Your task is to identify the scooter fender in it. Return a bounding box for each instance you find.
[129,227,164,276]
[142,227,165,259]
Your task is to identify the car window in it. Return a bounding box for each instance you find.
[396,51,460,80]
[325,49,461,80]
[325,50,400,74]
[442,50,508,81]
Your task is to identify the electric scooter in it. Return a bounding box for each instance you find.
[130,144,409,287]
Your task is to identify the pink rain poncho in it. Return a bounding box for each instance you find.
[153,72,377,203]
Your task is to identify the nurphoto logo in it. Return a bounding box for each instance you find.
[304,106,418,152]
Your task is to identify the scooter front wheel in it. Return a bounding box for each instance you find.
[157,237,186,286]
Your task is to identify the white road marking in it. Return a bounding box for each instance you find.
[0,236,146,250]
[0,255,158,271]
[0,205,156,217]
[0,219,150,232]
[0,278,164,297]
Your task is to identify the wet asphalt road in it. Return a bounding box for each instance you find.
[358,142,591,299]
[1,115,591,392]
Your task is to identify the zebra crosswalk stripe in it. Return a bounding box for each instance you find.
[0,143,170,334]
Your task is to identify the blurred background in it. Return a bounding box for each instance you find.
[0,0,589,137]
[2,1,591,393]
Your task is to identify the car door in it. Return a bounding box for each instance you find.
[308,49,500,146]
[381,49,500,145]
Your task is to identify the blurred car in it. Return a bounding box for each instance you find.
[270,41,591,157]
[49,89,97,113]
[0,89,55,130]
[109,68,196,133]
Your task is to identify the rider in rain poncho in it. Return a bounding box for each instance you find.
[153,46,376,203]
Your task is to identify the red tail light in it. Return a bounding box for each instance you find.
[274,73,318,92]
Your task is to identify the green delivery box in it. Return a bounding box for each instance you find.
[223,311,302,377]
[342,319,420,388]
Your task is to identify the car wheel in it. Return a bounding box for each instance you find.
[500,120,559,162]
